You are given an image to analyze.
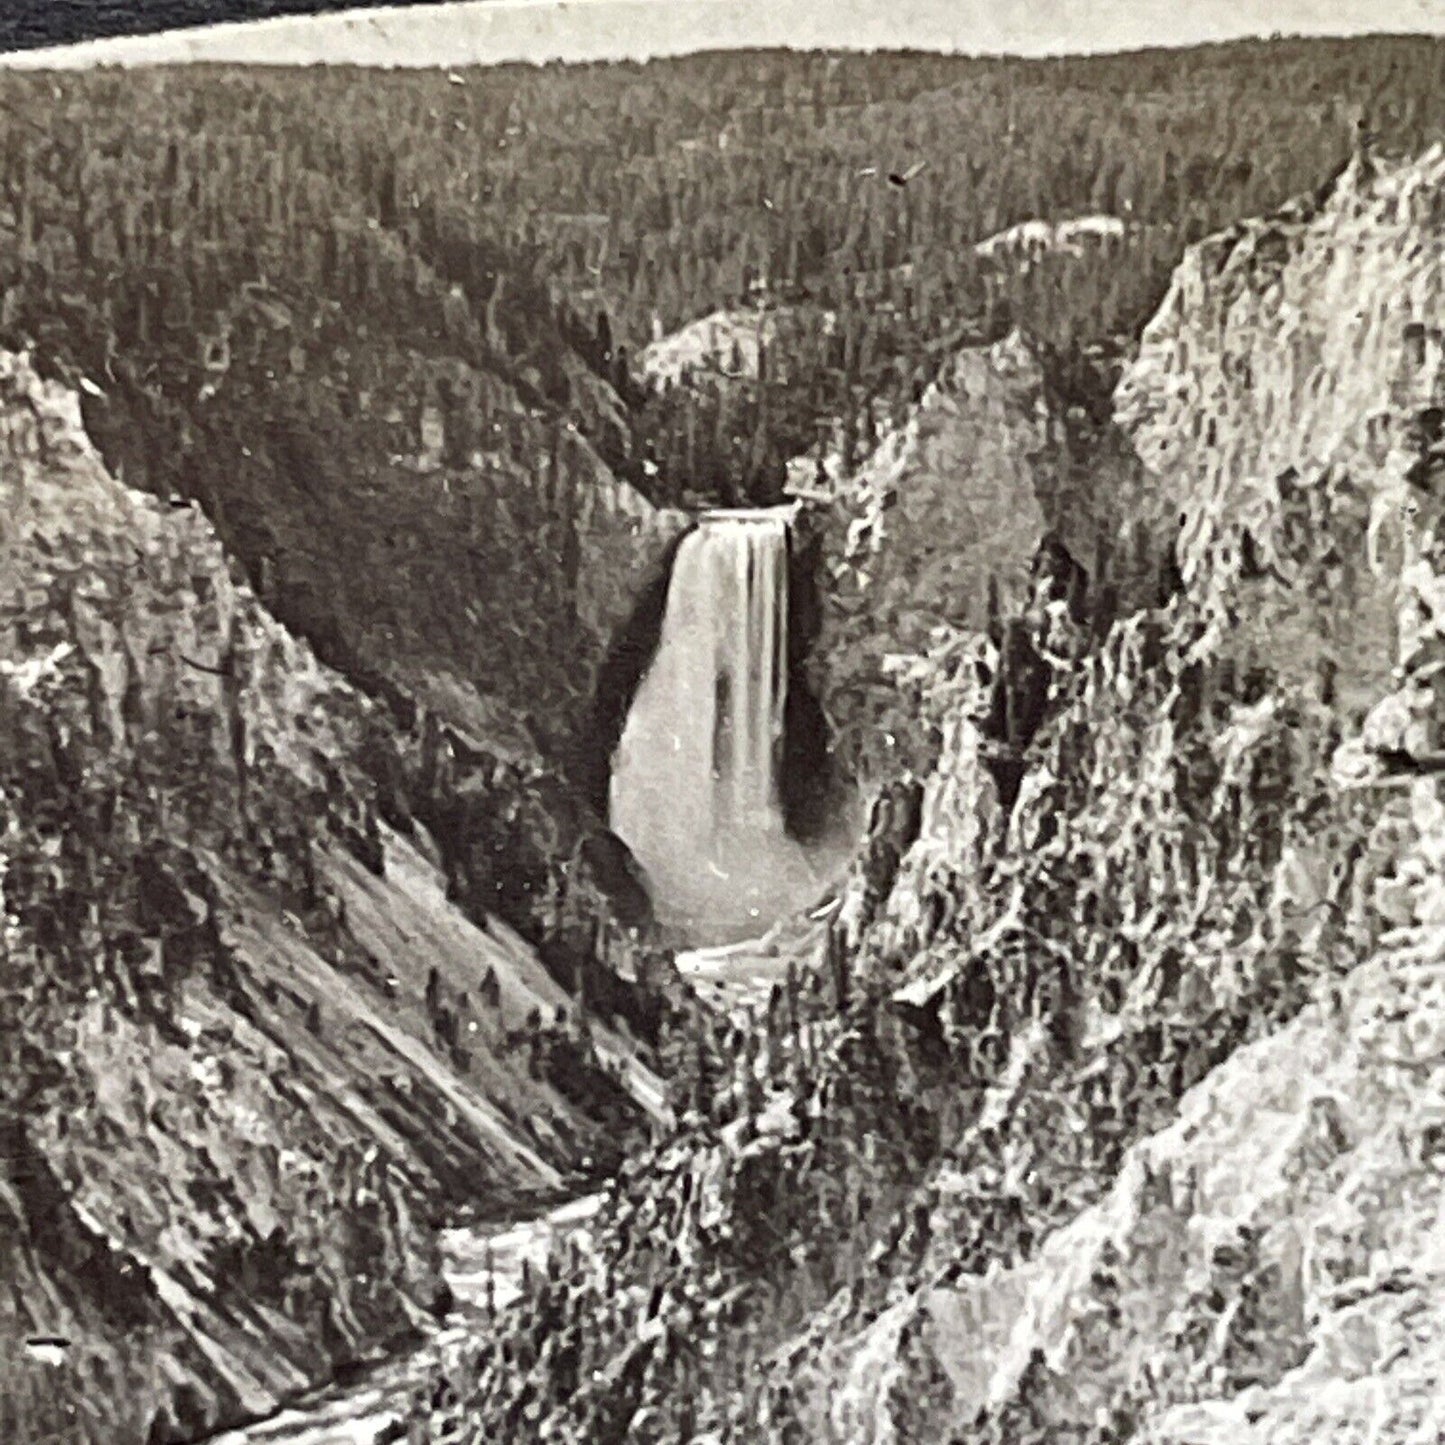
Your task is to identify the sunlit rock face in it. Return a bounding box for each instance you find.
[821,950,1445,1444]
[811,332,1059,787]
[1115,149,1445,716]
[813,332,1118,970]
[797,149,1445,1445]
[638,307,788,387]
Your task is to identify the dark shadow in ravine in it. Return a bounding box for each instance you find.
[779,515,851,846]
[567,524,696,825]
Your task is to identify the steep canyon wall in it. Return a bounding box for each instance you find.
[0,350,665,1445]
[799,145,1445,1445]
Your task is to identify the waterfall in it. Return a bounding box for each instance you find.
[610,507,841,943]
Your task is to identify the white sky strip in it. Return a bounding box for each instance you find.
[3,0,1445,69]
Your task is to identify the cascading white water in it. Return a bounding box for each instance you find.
[610,508,842,943]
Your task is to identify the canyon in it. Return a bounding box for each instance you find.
[7,40,1445,1445]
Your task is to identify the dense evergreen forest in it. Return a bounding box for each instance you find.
[3,37,1444,757]
[5,36,1445,502]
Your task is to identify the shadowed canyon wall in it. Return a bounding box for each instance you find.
[0,350,668,1445]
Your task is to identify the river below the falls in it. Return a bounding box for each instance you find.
[202,1193,604,1445]
[202,920,827,1445]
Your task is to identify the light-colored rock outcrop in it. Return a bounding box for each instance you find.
[812,331,1062,784]
[975,214,1130,264]
[797,146,1445,1445]
[638,306,791,388]
[1114,150,1445,714]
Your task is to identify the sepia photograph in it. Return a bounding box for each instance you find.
[4,0,1445,1440]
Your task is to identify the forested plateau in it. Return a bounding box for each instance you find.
[6,33,1445,1445]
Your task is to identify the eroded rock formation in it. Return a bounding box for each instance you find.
[0,350,665,1445]
[798,144,1445,1445]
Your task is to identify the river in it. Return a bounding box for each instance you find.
[203,927,820,1445]
[202,1194,604,1445]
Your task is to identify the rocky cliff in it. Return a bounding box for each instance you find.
[80,348,689,775]
[809,332,1057,786]
[788,144,1445,1445]
[807,326,1160,797]
[0,350,666,1445]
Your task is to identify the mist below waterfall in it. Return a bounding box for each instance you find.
[609,509,854,944]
